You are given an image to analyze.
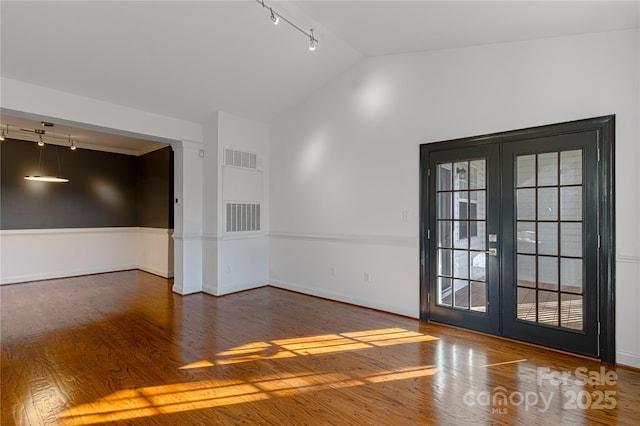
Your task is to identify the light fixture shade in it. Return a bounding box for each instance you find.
[270,9,279,24]
[24,175,69,183]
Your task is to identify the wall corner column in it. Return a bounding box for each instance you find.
[171,140,204,295]
[202,112,220,295]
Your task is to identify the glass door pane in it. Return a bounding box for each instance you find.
[514,150,584,331]
[436,159,488,313]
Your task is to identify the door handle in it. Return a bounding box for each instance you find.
[486,248,498,256]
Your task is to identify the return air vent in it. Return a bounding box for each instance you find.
[225,148,257,169]
[226,203,261,232]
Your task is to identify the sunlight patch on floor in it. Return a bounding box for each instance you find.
[57,327,439,425]
[179,360,215,370]
[57,366,438,424]
[213,327,439,363]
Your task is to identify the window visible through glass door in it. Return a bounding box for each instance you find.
[515,150,584,330]
[435,159,488,313]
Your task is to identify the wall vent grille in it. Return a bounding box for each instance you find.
[226,203,261,232]
[225,148,257,169]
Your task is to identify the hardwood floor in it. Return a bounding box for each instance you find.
[1,271,639,425]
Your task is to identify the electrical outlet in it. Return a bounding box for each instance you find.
[402,210,409,223]
[364,272,372,283]
[330,267,337,277]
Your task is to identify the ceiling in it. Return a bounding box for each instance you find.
[0,113,165,155]
[296,1,640,57]
[1,1,638,151]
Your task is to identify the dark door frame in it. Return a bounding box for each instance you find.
[419,115,615,363]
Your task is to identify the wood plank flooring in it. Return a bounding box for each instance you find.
[1,270,639,425]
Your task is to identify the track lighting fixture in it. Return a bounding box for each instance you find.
[0,123,81,151]
[257,0,317,51]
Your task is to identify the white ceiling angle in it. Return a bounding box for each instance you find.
[0,1,638,151]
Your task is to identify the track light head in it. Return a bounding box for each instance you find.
[38,135,45,147]
[309,29,317,51]
[68,134,77,150]
[270,8,279,25]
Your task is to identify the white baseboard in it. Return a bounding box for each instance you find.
[269,279,416,318]
[0,265,138,285]
[172,282,200,295]
[617,350,640,369]
[212,280,269,296]
[138,265,174,278]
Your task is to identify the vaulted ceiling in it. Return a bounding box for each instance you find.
[1,1,638,146]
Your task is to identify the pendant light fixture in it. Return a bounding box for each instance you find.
[24,137,70,183]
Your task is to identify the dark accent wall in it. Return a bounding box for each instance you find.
[137,146,174,228]
[1,139,173,230]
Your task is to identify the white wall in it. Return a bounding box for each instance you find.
[269,30,640,367]
[138,227,174,278]
[202,111,270,296]
[0,227,173,284]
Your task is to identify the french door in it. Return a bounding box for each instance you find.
[426,144,501,334]
[419,116,615,361]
